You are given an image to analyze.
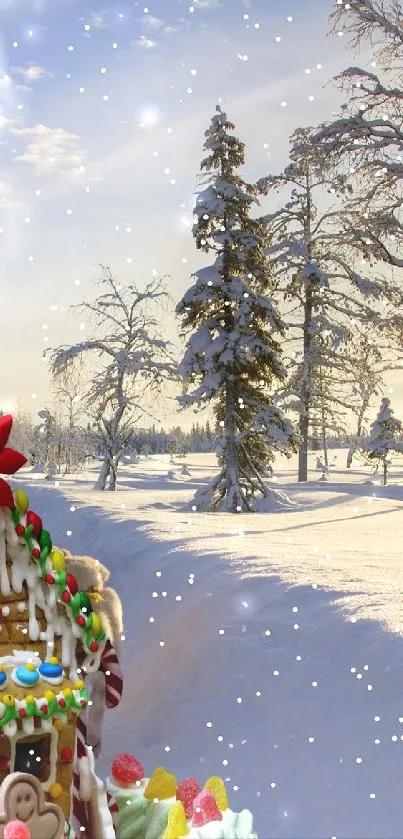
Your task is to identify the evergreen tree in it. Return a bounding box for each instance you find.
[177,106,299,512]
[362,397,403,485]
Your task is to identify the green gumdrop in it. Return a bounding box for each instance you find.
[39,530,52,552]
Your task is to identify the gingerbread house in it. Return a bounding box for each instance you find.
[0,415,123,839]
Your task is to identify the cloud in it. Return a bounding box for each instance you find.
[11,64,49,82]
[139,14,165,29]
[0,180,15,205]
[131,36,158,48]
[87,10,109,29]
[193,0,221,7]
[12,124,86,174]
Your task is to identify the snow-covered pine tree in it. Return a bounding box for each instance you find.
[258,127,390,482]
[177,105,299,512]
[362,397,403,484]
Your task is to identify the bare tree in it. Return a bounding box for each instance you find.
[49,266,177,491]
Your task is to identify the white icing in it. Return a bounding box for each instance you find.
[0,510,10,596]
[85,748,116,839]
[4,720,17,737]
[79,756,92,802]
[18,602,26,613]
[40,672,64,686]
[188,809,256,839]
[2,607,9,617]
[106,776,148,800]
[0,650,42,667]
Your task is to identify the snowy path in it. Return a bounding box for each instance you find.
[14,459,403,839]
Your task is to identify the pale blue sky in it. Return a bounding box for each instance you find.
[1,0,392,426]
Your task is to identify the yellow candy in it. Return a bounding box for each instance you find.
[90,612,102,636]
[48,782,62,799]
[63,688,73,698]
[51,549,66,571]
[163,801,189,838]
[14,489,29,515]
[25,663,36,672]
[44,690,55,702]
[204,776,228,811]
[53,720,64,731]
[74,680,84,690]
[48,656,59,665]
[0,665,4,673]
[3,696,14,707]
[25,695,35,705]
[144,767,177,801]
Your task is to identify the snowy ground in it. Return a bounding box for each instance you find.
[11,451,403,839]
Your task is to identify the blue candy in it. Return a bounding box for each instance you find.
[0,672,7,686]
[39,662,63,679]
[15,665,39,686]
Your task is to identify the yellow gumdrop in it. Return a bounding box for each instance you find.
[48,782,62,799]
[14,489,29,515]
[63,688,73,698]
[204,776,228,811]
[3,696,14,707]
[163,801,189,838]
[90,612,102,636]
[144,767,177,801]
[74,680,84,690]
[26,663,36,672]
[51,549,66,571]
[25,695,35,705]
[48,656,59,665]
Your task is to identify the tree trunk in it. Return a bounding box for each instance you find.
[108,462,117,491]
[321,394,328,469]
[383,458,388,485]
[94,459,110,490]
[224,379,240,511]
[298,290,314,482]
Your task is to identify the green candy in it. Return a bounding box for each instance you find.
[39,529,52,552]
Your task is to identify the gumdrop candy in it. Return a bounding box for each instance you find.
[176,777,201,819]
[163,801,189,838]
[192,789,223,827]
[144,766,177,801]
[111,753,144,787]
[204,776,228,811]
[4,822,31,839]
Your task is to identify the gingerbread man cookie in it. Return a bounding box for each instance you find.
[0,774,64,839]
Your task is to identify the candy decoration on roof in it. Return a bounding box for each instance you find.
[144,767,177,801]
[0,416,27,508]
[111,754,144,787]
[163,801,189,838]
[204,776,229,811]
[191,789,223,827]
[176,778,201,819]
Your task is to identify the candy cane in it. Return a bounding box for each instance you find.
[99,640,123,709]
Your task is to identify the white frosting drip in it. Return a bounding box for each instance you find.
[0,510,10,596]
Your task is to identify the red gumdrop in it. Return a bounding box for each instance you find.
[176,778,201,819]
[4,822,30,839]
[26,511,42,537]
[66,572,78,595]
[111,754,144,787]
[192,790,223,827]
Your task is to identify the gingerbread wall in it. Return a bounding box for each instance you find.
[0,559,63,662]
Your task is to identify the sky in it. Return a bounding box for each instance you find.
[0,0,398,429]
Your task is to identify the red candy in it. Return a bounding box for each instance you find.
[111,754,144,787]
[176,778,201,819]
[15,524,25,537]
[4,822,31,839]
[26,511,42,538]
[90,641,99,653]
[31,548,40,560]
[0,756,9,770]
[192,790,223,827]
[58,698,66,709]
[60,747,73,763]
[76,616,86,627]
[66,572,78,595]
[45,574,54,585]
